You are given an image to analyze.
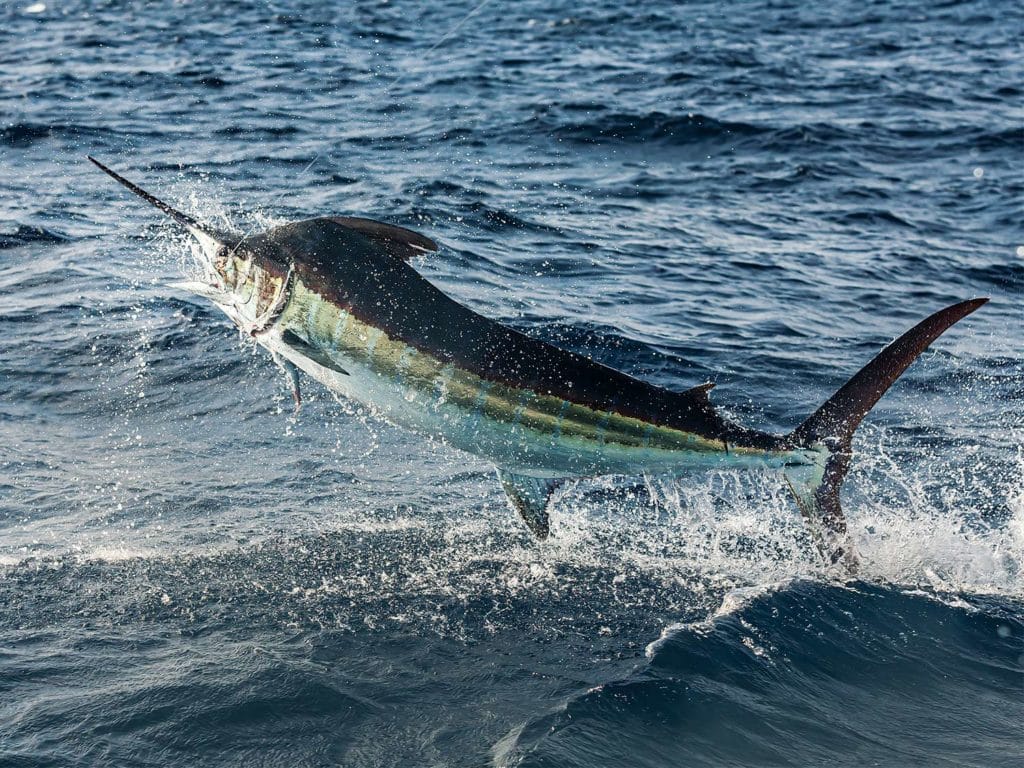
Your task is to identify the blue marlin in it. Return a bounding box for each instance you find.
[89,157,987,572]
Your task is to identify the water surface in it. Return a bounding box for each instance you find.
[1,1,1021,765]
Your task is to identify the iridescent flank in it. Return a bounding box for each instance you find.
[278,280,738,456]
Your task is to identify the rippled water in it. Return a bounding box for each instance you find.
[1,1,1022,765]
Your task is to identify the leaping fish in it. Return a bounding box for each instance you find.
[89,156,987,573]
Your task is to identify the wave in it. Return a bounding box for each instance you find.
[534,109,1024,160]
[500,581,1024,768]
[542,110,765,146]
[213,125,303,138]
[0,224,70,249]
[457,200,564,234]
[827,209,916,229]
[175,68,230,89]
[0,121,118,148]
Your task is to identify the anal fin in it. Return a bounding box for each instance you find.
[496,469,563,539]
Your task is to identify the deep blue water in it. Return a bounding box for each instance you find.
[1,0,1022,765]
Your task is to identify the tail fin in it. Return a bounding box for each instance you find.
[784,298,988,572]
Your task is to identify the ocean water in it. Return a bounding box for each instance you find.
[1,0,1022,765]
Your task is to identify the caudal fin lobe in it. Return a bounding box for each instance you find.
[785,298,988,571]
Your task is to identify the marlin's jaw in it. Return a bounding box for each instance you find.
[184,227,235,299]
[181,229,294,337]
[163,224,243,311]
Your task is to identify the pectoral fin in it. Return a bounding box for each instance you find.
[280,329,350,376]
[496,469,564,539]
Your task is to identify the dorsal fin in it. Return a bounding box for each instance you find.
[671,380,720,424]
[680,381,715,400]
[326,216,438,261]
